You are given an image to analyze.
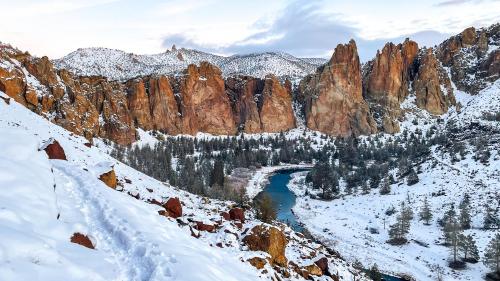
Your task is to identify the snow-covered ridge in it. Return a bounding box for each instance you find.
[53,47,327,81]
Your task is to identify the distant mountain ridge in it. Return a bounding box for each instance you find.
[53,47,328,81]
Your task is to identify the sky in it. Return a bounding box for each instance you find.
[0,0,499,61]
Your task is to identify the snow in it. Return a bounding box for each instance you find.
[53,47,327,82]
[0,90,365,281]
[0,92,262,281]
[285,82,500,281]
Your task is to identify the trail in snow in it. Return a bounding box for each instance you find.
[53,161,174,281]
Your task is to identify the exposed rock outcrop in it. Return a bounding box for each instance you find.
[363,39,419,133]
[178,62,237,135]
[300,40,377,137]
[414,48,456,115]
[242,225,288,267]
[436,24,499,94]
[226,75,295,133]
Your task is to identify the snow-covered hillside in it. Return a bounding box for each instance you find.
[0,90,365,281]
[285,83,500,281]
[53,47,327,81]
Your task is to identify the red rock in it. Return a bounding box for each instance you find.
[414,48,456,115]
[195,221,216,232]
[221,212,230,220]
[314,257,329,275]
[42,139,67,160]
[84,142,92,148]
[70,232,94,249]
[301,40,377,137]
[229,207,245,223]
[163,197,182,218]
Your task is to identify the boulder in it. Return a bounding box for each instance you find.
[99,169,117,189]
[194,221,216,232]
[303,264,323,277]
[70,232,94,249]
[221,211,230,220]
[242,225,288,267]
[314,257,329,275]
[247,257,267,270]
[41,139,67,160]
[163,197,182,218]
[229,207,245,223]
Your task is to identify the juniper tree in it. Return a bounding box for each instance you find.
[419,196,433,225]
[459,193,472,229]
[379,176,391,195]
[362,181,370,195]
[255,193,277,223]
[484,233,500,274]
[439,203,457,228]
[458,234,479,263]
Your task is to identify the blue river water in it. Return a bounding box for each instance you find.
[258,169,406,281]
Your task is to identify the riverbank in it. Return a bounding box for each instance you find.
[286,166,495,281]
[245,164,313,199]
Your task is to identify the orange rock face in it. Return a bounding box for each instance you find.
[178,62,237,135]
[363,39,418,133]
[99,169,117,189]
[414,48,456,115]
[301,40,376,137]
[126,78,153,130]
[147,75,182,134]
[227,75,295,133]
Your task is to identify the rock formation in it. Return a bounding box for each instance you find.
[178,62,237,135]
[413,48,456,115]
[300,40,377,137]
[436,24,499,94]
[227,75,295,133]
[363,39,419,133]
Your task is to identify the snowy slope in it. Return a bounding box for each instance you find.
[286,84,500,281]
[0,91,261,281]
[53,47,326,81]
[0,90,366,281]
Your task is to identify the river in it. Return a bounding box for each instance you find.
[256,168,407,281]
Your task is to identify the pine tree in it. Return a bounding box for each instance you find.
[362,181,371,195]
[406,168,419,186]
[484,233,500,274]
[401,201,414,221]
[459,193,472,229]
[439,204,456,227]
[458,234,479,263]
[368,264,382,281]
[379,176,391,195]
[419,196,433,225]
[209,158,225,187]
[484,205,500,229]
[388,202,411,245]
[446,217,463,268]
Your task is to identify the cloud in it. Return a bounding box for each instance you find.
[434,0,494,6]
[161,0,451,61]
